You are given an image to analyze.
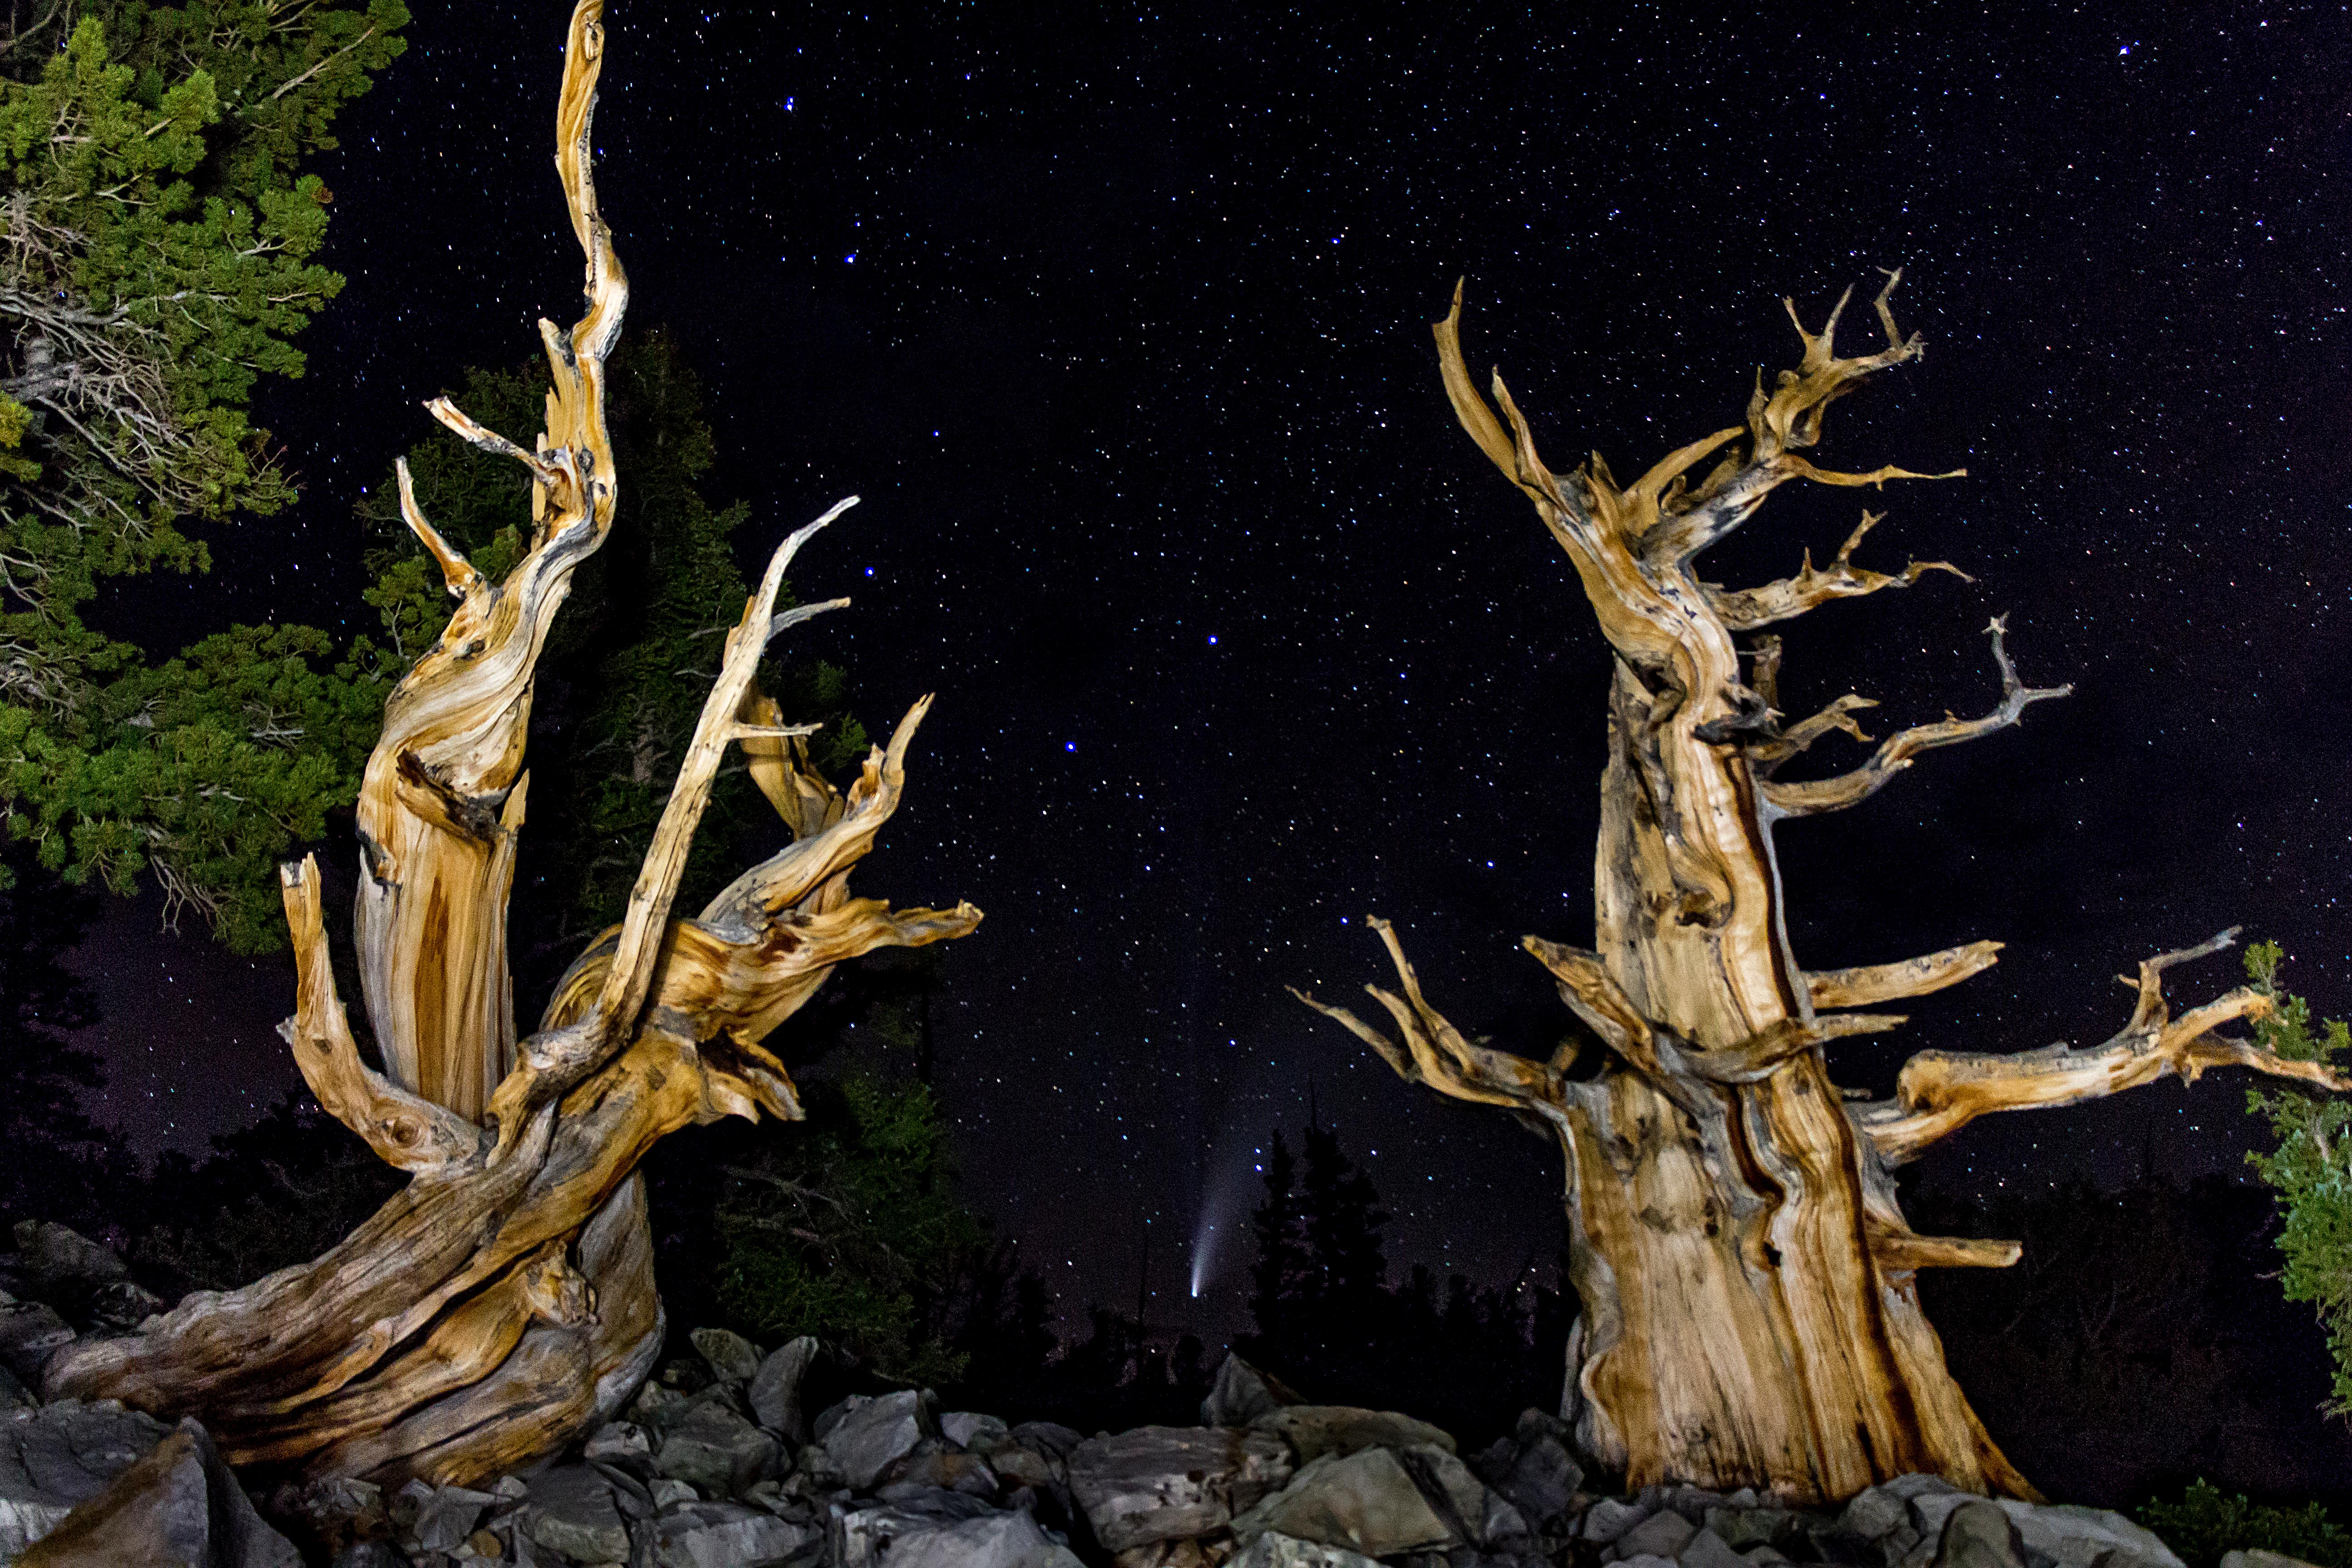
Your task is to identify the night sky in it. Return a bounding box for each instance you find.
[70,2,2352,1344]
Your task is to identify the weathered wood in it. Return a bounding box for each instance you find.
[1301,274,2350,1503]
[39,0,980,1489]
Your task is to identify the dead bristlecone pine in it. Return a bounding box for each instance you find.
[29,0,978,1489]
[1294,274,2352,1502]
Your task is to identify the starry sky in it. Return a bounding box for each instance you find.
[71,1,2352,1343]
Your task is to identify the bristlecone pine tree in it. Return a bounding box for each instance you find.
[36,0,980,1485]
[1294,276,2352,1504]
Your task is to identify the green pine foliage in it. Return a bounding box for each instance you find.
[2141,1480,2352,1568]
[2241,940,2352,1413]
[712,1073,984,1386]
[0,0,407,948]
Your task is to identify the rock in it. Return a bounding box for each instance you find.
[654,1498,819,1567]
[1394,1444,1489,1539]
[1838,1484,1915,1544]
[1611,1509,1700,1563]
[656,1399,781,1496]
[330,1545,406,1568]
[650,1476,699,1511]
[0,1365,30,1411]
[1707,1507,1805,1552]
[0,1301,74,1383]
[1686,1527,1758,1568]
[1202,1353,1306,1427]
[271,1474,388,1557]
[1491,1431,1579,1529]
[1934,1501,2027,1568]
[523,1464,631,1564]
[1230,1446,1457,1558]
[412,1483,497,1552]
[990,1446,1059,1491]
[1994,1500,2187,1568]
[881,1507,1086,1568]
[1252,1405,1455,1465]
[943,1411,1012,1452]
[0,1398,176,1556]
[1584,1498,1653,1544]
[1228,1535,1383,1568]
[1010,1421,1084,1461]
[833,1490,997,1566]
[85,1280,167,1331]
[820,1389,940,1491]
[747,1335,820,1440]
[690,1326,763,1384]
[1117,1541,1230,1568]
[12,1223,125,1290]
[16,1418,298,1567]
[879,1449,998,1498]
[1070,1424,1294,1552]
[583,1420,653,1475]
[627,1379,691,1437]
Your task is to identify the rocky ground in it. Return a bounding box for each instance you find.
[0,1221,2269,1568]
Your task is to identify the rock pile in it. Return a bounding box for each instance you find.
[0,1223,2286,1568]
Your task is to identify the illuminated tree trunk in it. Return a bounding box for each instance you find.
[1297,278,2349,1504]
[38,0,979,1488]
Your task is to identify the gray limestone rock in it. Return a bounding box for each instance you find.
[1069,1424,1294,1551]
[1934,1501,2027,1568]
[1707,1507,1806,1552]
[879,1507,1085,1568]
[1490,1431,1580,1530]
[747,1335,820,1443]
[942,1410,1012,1452]
[0,1301,74,1385]
[878,1448,998,1498]
[1201,1353,1305,1428]
[524,1463,632,1564]
[989,1446,1060,1492]
[583,1419,654,1479]
[820,1390,940,1492]
[833,1490,996,1567]
[12,1223,125,1291]
[1251,1405,1455,1465]
[1584,1499,1654,1544]
[1685,1526,1757,1568]
[15,1418,297,1568]
[2223,1554,2329,1568]
[653,1498,819,1568]
[690,1327,763,1385]
[0,1397,175,1557]
[1227,1535,1383,1568]
[1993,1500,2187,1568]
[1229,1446,1457,1559]
[329,1545,407,1568]
[1009,1422,1084,1461]
[657,1399,781,1497]
[411,1483,496,1552]
[1611,1509,1700,1563]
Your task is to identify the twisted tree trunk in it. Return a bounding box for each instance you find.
[39,0,979,1487]
[1297,276,2351,1503]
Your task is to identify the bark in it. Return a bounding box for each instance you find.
[1296,275,2351,1503]
[39,0,980,1488]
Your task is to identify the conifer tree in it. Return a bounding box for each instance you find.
[0,0,408,949]
[1246,1127,1310,1367]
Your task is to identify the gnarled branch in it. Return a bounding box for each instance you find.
[1860,930,2352,1164]
[1710,510,1970,631]
[1808,940,2004,1009]
[1760,617,2070,818]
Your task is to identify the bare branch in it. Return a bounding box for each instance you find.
[1860,930,2352,1164]
[276,856,475,1175]
[1747,693,1879,771]
[1710,510,1971,632]
[1760,617,2070,817]
[1867,1219,2021,1273]
[1808,941,2004,1010]
[393,456,482,601]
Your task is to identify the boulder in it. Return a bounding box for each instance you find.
[1993,1500,2186,1568]
[1612,1508,1699,1563]
[1201,1353,1305,1427]
[329,1545,406,1568]
[1706,1507,1806,1552]
[881,1507,1086,1568]
[85,1281,167,1331]
[2222,1553,2328,1568]
[16,1418,298,1568]
[1010,1421,1085,1461]
[12,1223,126,1291]
[1583,1498,1653,1544]
[1487,1428,1580,1530]
[748,1335,820,1440]
[583,1419,654,1477]
[990,1445,1060,1492]
[834,1490,997,1566]
[879,1448,998,1498]
[1251,1405,1455,1465]
[1934,1501,2027,1568]
[0,1397,176,1556]
[654,1498,819,1567]
[820,1389,940,1491]
[0,1301,74,1384]
[410,1482,497,1552]
[1228,1535,1383,1568]
[1069,1424,1294,1552]
[1685,1527,1756,1568]
[523,1463,632,1564]
[944,1410,1013,1452]
[1229,1446,1456,1558]
[690,1326,763,1384]
[656,1399,780,1496]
